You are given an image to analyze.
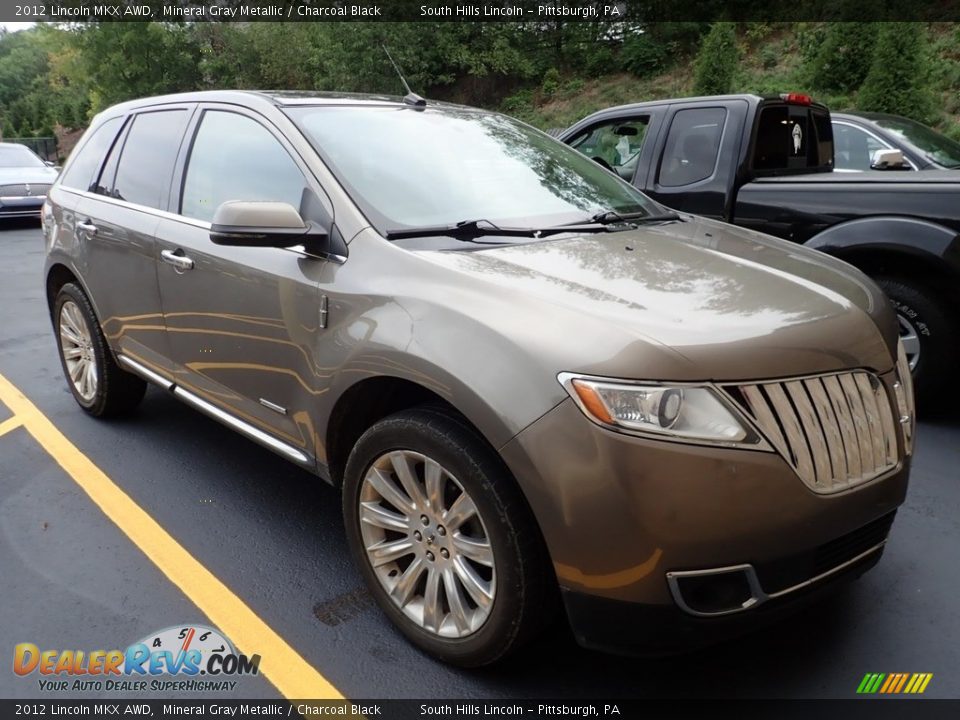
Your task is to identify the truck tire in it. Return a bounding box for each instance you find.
[875,276,957,410]
[342,406,554,666]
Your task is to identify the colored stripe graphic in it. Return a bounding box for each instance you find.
[857,672,933,694]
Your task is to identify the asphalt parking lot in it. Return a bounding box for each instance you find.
[2,220,959,701]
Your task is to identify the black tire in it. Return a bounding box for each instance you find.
[53,283,146,417]
[342,406,554,667]
[875,275,958,409]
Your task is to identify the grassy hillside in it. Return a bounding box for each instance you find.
[507,24,960,139]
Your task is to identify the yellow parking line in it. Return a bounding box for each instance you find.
[0,415,24,438]
[0,372,343,700]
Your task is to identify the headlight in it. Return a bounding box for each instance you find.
[558,372,766,448]
[893,338,915,455]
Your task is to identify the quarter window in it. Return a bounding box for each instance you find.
[59,116,124,192]
[659,108,726,187]
[181,111,307,223]
[110,110,189,209]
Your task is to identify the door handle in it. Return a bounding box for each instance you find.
[161,249,195,272]
[77,220,97,235]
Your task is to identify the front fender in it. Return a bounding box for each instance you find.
[806,216,960,279]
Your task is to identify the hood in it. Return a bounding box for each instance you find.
[415,217,897,381]
[0,166,59,185]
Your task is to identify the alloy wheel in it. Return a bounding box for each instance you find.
[59,300,98,402]
[358,450,496,638]
[897,312,920,372]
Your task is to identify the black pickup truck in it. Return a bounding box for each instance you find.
[559,93,960,405]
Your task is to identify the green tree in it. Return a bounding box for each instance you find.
[808,22,877,93]
[858,22,938,124]
[692,22,738,96]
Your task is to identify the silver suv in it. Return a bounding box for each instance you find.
[43,91,914,666]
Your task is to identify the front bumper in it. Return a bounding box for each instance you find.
[500,395,909,653]
[0,196,44,217]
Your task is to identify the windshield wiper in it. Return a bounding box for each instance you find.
[589,210,684,225]
[385,218,612,241]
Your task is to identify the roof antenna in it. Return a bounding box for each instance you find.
[382,45,427,108]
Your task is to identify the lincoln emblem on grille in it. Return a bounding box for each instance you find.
[24,184,31,196]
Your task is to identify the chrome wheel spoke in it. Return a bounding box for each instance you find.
[452,534,494,567]
[390,451,427,510]
[423,458,444,514]
[442,492,478,531]
[68,359,84,383]
[359,501,410,532]
[453,557,493,609]
[367,538,414,568]
[62,346,83,360]
[366,466,415,514]
[422,568,442,633]
[898,314,921,370]
[60,326,82,347]
[390,556,425,607]
[442,567,471,634]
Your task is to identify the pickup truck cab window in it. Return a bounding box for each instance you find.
[110,110,189,209]
[658,108,726,187]
[567,117,650,181]
[181,110,307,223]
[59,116,124,192]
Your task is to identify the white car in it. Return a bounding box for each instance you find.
[0,142,59,219]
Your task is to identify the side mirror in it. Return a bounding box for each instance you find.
[209,201,325,248]
[870,148,909,170]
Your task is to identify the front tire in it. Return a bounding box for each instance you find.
[53,283,146,417]
[875,276,957,409]
[342,407,553,667]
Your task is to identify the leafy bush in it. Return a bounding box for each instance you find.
[858,23,938,124]
[807,22,876,93]
[621,33,667,76]
[540,68,561,98]
[693,22,738,96]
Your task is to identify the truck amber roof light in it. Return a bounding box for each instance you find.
[781,92,813,106]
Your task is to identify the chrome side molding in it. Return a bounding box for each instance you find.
[118,354,310,467]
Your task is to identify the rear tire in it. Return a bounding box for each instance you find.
[53,283,146,417]
[342,406,553,667]
[875,275,957,410]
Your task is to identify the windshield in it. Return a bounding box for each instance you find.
[872,116,960,169]
[0,144,46,169]
[287,106,660,232]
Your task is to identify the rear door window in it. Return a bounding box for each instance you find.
[109,110,189,209]
[180,110,307,223]
[59,117,124,192]
[658,107,726,187]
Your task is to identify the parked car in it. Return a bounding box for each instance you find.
[0,142,59,219]
[832,111,960,172]
[44,91,913,666]
[559,94,960,406]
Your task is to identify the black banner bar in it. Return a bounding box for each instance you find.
[5,1,960,24]
[2,699,960,720]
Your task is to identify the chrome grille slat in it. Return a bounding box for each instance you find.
[839,373,875,478]
[784,381,832,488]
[805,377,848,482]
[764,383,816,485]
[740,385,789,459]
[732,370,900,494]
[822,374,862,481]
[0,183,50,196]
